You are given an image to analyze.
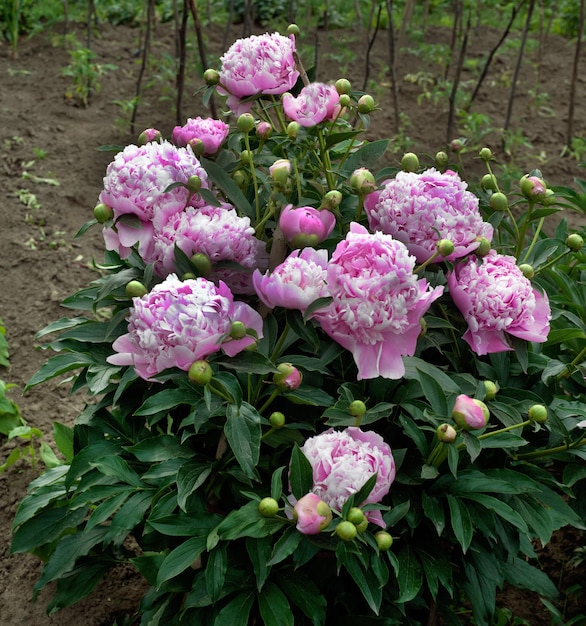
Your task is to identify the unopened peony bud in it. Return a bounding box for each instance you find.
[336,520,358,541]
[240,150,253,165]
[94,203,113,223]
[229,321,247,340]
[269,411,286,428]
[125,280,148,299]
[419,317,427,337]
[355,518,369,533]
[528,404,547,423]
[269,159,291,186]
[475,236,492,257]
[273,363,302,391]
[188,360,213,385]
[347,507,365,526]
[188,138,205,157]
[237,113,255,134]
[232,170,246,188]
[436,423,457,443]
[287,121,300,139]
[566,234,584,251]
[437,238,455,257]
[401,152,420,173]
[483,380,498,401]
[450,138,465,153]
[335,78,351,94]
[435,151,449,168]
[287,23,300,36]
[187,175,202,194]
[349,167,376,194]
[357,94,375,114]
[520,174,547,200]
[489,192,508,212]
[479,147,493,161]
[374,531,393,551]
[320,189,343,210]
[481,173,498,191]
[294,493,332,534]
[453,394,489,430]
[191,252,212,277]
[338,93,351,107]
[258,497,280,517]
[203,68,220,85]
[349,400,367,417]
[256,121,273,139]
[518,263,535,279]
[137,128,161,145]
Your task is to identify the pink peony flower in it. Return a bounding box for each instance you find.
[314,223,443,380]
[452,394,489,430]
[447,251,551,355]
[300,427,396,528]
[218,32,299,116]
[282,82,340,127]
[107,274,263,381]
[253,247,329,311]
[152,204,268,294]
[279,204,336,248]
[99,141,210,261]
[293,493,332,535]
[364,168,493,263]
[171,117,230,155]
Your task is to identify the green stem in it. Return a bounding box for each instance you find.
[258,388,281,415]
[414,250,441,273]
[292,157,302,202]
[270,323,290,362]
[316,127,335,191]
[534,249,571,275]
[515,200,534,258]
[456,420,531,450]
[556,345,586,380]
[244,133,261,223]
[514,437,586,461]
[521,216,545,263]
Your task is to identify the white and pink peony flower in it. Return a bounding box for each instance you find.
[282,82,341,127]
[171,117,230,155]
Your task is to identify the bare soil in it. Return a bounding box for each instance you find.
[0,18,585,625]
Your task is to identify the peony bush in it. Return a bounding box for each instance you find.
[11,26,586,626]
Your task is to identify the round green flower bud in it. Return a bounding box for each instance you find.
[481,173,498,191]
[321,189,343,210]
[94,203,114,223]
[237,113,255,134]
[188,138,205,157]
[450,138,464,153]
[287,121,300,139]
[232,170,246,188]
[203,69,220,85]
[347,507,365,526]
[348,168,376,194]
[566,233,584,251]
[240,150,253,165]
[483,380,498,401]
[335,78,351,94]
[401,152,420,173]
[188,360,213,385]
[437,238,455,257]
[229,321,247,340]
[269,411,286,429]
[436,423,457,443]
[357,94,375,114]
[374,531,393,551]
[528,404,548,423]
[187,175,202,194]
[518,263,535,279]
[286,23,300,36]
[125,280,148,299]
[258,497,280,517]
[182,272,197,280]
[191,252,212,277]
[339,93,351,108]
[489,192,508,212]
[435,151,449,168]
[475,236,492,257]
[479,147,493,161]
[336,520,358,541]
[349,400,367,417]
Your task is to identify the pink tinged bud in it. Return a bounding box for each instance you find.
[279,204,336,248]
[450,138,465,153]
[452,394,489,430]
[273,362,302,391]
[348,168,376,194]
[256,121,273,139]
[137,128,161,145]
[293,493,332,534]
[520,174,547,199]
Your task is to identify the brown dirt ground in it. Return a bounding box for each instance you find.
[1,16,585,625]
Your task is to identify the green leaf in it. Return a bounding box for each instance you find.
[462,431,481,462]
[125,435,194,462]
[148,512,221,537]
[341,139,389,174]
[446,495,473,553]
[343,553,382,615]
[201,158,253,218]
[53,422,74,462]
[225,402,261,480]
[289,445,314,500]
[206,544,228,603]
[280,570,327,626]
[156,536,207,586]
[25,352,94,390]
[246,537,272,592]
[213,352,279,374]
[270,466,285,501]
[85,489,136,531]
[135,388,197,416]
[502,557,558,599]
[90,455,144,488]
[258,581,294,626]
[396,545,423,603]
[214,591,255,626]
[47,560,112,614]
[210,501,285,547]
[267,526,303,566]
[177,462,212,512]
[352,472,378,507]
[303,297,333,322]
[284,385,335,407]
[462,493,528,533]
[103,490,154,545]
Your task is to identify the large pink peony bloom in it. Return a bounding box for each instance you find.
[171,117,230,155]
[253,247,329,311]
[364,168,493,263]
[314,223,443,380]
[107,274,263,381]
[153,204,268,294]
[218,32,299,115]
[300,427,396,528]
[99,141,209,261]
[447,251,551,355]
[282,82,340,127]
[279,204,336,248]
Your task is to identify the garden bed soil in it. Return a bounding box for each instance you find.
[1,18,585,625]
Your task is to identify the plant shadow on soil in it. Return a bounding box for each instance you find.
[1,17,585,625]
